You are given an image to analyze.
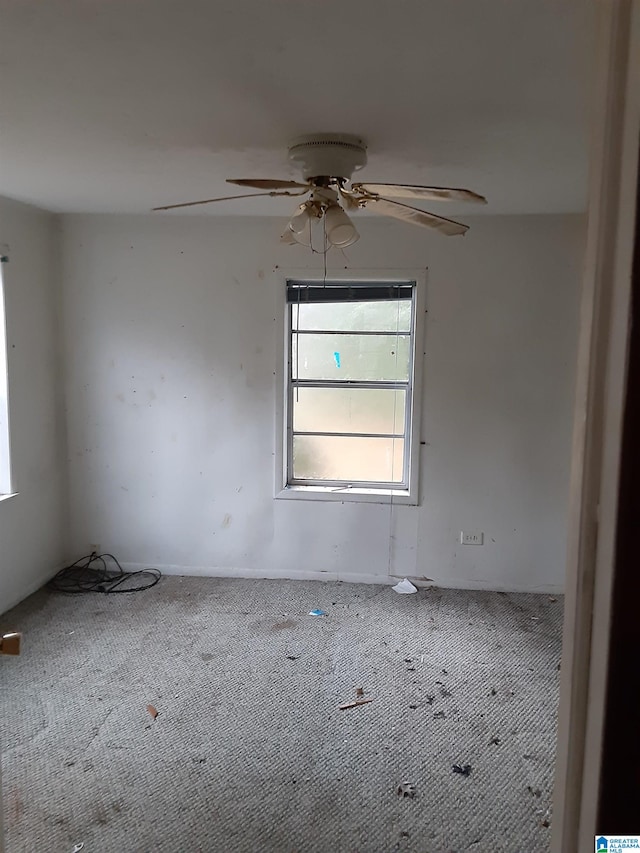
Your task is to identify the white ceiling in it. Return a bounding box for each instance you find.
[0,0,594,216]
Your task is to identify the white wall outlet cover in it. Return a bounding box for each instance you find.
[461,531,484,545]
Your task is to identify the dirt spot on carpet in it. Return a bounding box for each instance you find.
[248,617,299,635]
[95,805,110,826]
[272,619,297,631]
[8,789,24,825]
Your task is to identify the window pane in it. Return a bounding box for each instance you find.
[293,435,405,483]
[293,299,411,332]
[292,333,410,381]
[293,387,405,435]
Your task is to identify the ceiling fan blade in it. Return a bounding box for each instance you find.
[352,182,486,205]
[227,178,310,190]
[153,189,307,211]
[363,197,469,236]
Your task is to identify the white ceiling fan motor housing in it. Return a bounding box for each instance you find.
[288,134,367,182]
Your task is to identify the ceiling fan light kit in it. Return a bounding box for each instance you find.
[153,134,487,246]
[288,204,313,235]
[324,202,359,248]
[284,187,359,249]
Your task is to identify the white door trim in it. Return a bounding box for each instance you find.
[552,1,640,850]
[0,755,4,853]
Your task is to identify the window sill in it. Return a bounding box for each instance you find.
[0,492,18,504]
[276,485,418,505]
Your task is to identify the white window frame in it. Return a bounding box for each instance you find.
[0,256,14,499]
[274,268,426,505]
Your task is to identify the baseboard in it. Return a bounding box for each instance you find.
[119,562,563,595]
[1,560,563,618]
[121,562,391,586]
[395,575,565,595]
[1,563,64,616]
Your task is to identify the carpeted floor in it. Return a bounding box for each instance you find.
[0,577,563,853]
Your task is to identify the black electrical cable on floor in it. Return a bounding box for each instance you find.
[49,552,161,594]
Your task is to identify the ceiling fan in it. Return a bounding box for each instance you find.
[153,134,487,248]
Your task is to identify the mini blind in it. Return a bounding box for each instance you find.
[286,281,414,304]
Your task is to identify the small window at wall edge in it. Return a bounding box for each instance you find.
[0,254,14,498]
[274,268,426,505]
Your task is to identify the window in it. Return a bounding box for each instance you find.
[277,272,425,504]
[0,256,12,496]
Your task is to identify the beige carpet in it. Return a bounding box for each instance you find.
[0,577,562,852]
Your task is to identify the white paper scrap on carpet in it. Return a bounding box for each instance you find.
[392,578,418,594]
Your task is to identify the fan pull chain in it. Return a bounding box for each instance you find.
[323,214,327,287]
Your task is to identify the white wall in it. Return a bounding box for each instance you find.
[0,197,68,614]
[60,213,584,593]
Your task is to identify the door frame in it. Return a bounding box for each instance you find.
[552,1,640,850]
[0,757,3,853]
[597,136,640,828]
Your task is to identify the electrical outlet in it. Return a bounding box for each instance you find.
[89,544,101,555]
[461,531,484,546]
